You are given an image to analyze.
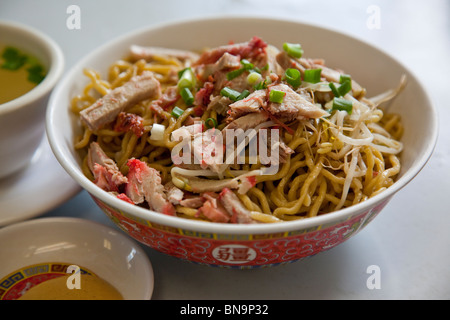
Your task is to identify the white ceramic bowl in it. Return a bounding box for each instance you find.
[0,217,154,300]
[46,16,438,268]
[0,20,64,179]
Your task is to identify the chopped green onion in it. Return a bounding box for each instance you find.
[329,82,340,97]
[240,59,254,70]
[304,68,322,83]
[205,117,218,129]
[254,76,272,90]
[284,68,301,88]
[178,67,196,89]
[227,68,245,81]
[254,79,268,90]
[237,89,250,101]
[340,74,352,84]
[269,90,286,103]
[150,123,165,141]
[227,59,256,81]
[329,80,352,97]
[332,97,353,114]
[283,42,304,59]
[247,71,262,86]
[171,106,184,118]
[180,87,194,106]
[337,80,351,96]
[220,87,241,101]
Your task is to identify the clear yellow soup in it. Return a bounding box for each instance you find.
[18,274,124,300]
[0,44,47,105]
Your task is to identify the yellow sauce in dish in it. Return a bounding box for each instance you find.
[18,274,123,300]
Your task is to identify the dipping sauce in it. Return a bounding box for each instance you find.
[18,274,123,300]
[0,44,46,104]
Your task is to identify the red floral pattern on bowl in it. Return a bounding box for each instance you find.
[92,195,389,268]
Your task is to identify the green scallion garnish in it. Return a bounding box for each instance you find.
[284,68,301,88]
[340,74,352,84]
[337,80,351,96]
[329,82,340,97]
[329,77,352,98]
[304,68,322,84]
[220,87,241,101]
[240,59,254,70]
[171,106,184,118]
[247,71,262,86]
[332,97,353,114]
[205,117,218,129]
[269,90,286,103]
[227,68,245,81]
[178,67,196,90]
[237,89,250,101]
[282,42,304,59]
[180,87,194,106]
[227,59,257,81]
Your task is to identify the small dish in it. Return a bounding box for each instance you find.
[0,134,80,227]
[0,217,154,300]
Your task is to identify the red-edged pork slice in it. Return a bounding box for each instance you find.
[80,71,161,131]
[219,188,256,224]
[201,52,241,79]
[149,85,179,118]
[125,158,175,216]
[164,182,184,205]
[179,196,205,208]
[87,142,128,192]
[196,192,231,223]
[194,36,267,66]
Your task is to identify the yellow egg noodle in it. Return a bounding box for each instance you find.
[71,37,404,224]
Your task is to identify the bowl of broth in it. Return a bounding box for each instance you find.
[0,217,154,300]
[0,20,64,178]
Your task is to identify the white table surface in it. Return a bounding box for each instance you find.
[1,0,449,300]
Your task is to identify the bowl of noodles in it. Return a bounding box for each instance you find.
[46,16,438,268]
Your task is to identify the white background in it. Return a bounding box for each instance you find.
[1,0,449,299]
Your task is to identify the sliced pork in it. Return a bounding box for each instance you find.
[196,192,230,223]
[223,112,269,131]
[227,89,266,120]
[267,84,329,121]
[113,112,144,137]
[125,158,175,216]
[149,85,179,118]
[130,45,200,62]
[80,71,161,131]
[164,182,184,205]
[194,36,267,66]
[219,188,256,224]
[87,142,128,192]
[179,196,205,208]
